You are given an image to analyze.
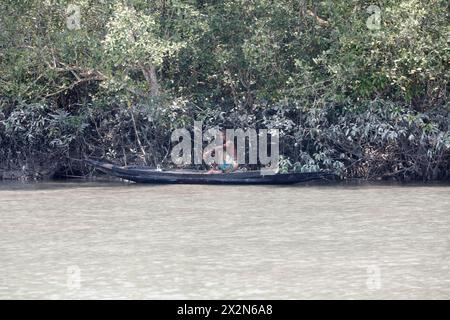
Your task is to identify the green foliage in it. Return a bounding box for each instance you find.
[0,0,448,180]
[310,0,449,109]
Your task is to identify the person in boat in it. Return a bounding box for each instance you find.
[203,131,238,174]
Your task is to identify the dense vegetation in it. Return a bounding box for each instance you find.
[0,0,448,180]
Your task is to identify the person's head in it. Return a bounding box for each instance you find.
[216,129,226,144]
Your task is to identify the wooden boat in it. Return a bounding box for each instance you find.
[85,159,336,185]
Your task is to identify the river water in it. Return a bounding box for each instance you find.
[0,180,449,299]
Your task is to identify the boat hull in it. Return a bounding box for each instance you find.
[86,159,336,185]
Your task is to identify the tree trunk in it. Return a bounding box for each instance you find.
[140,63,160,97]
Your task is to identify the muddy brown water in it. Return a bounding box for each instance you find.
[0,180,449,299]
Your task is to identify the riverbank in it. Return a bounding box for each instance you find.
[2,2,448,182]
[1,101,449,182]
